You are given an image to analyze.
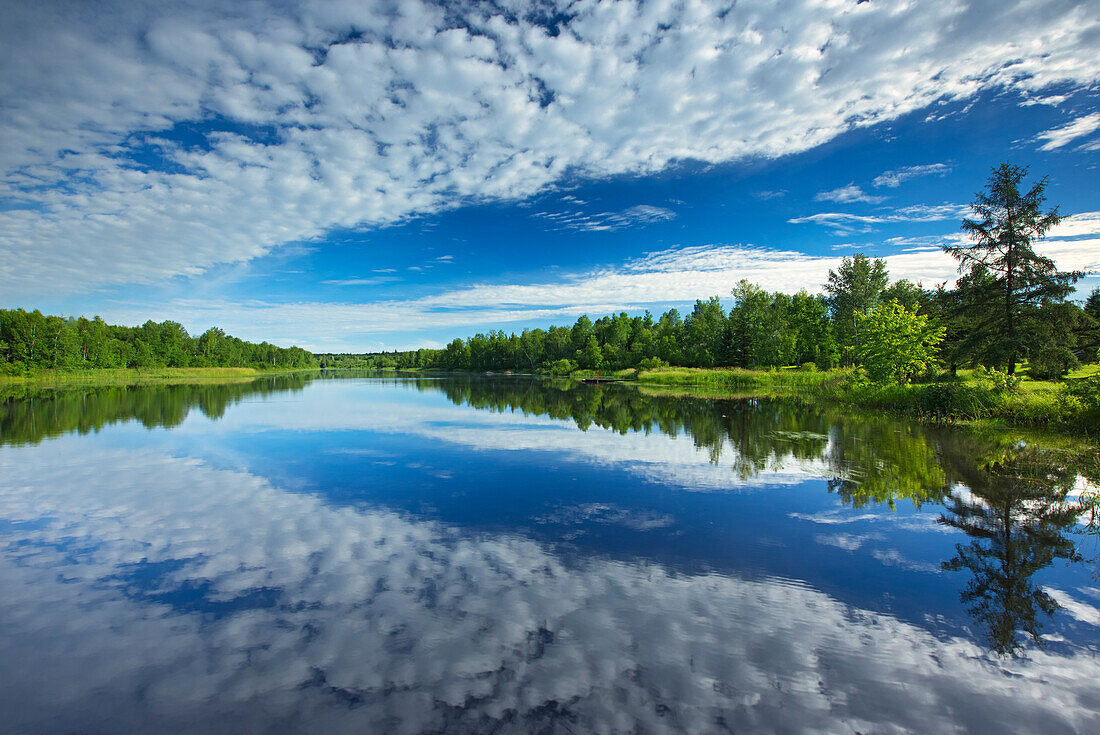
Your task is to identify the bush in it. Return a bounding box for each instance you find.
[914,382,999,419]
[543,358,577,376]
[637,357,669,371]
[799,362,817,372]
[977,366,1022,393]
[1029,345,1078,380]
[1063,375,1100,411]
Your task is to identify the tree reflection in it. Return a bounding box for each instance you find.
[938,444,1082,656]
[419,375,950,508]
[0,373,316,445]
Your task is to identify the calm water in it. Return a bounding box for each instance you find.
[1,373,1098,734]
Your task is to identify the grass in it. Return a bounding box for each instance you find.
[0,366,288,391]
[635,365,840,391]
[627,364,1099,435]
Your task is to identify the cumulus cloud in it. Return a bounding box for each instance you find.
[1036,112,1100,150]
[873,164,951,188]
[2,0,1099,293]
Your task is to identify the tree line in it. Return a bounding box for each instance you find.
[0,312,318,374]
[340,164,1098,382]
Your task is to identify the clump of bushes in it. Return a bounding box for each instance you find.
[542,358,577,376]
[1028,345,1079,380]
[637,357,669,370]
[1061,375,1100,427]
[977,366,1022,393]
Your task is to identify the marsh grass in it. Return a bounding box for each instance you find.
[0,367,295,400]
[631,365,1098,434]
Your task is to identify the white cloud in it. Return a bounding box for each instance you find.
[1044,588,1100,626]
[814,184,884,204]
[1036,112,1100,150]
[873,164,951,188]
[88,216,1100,351]
[815,532,880,551]
[2,0,1099,293]
[1021,94,1068,107]
[788,203,975,235]
[321,276,399,286]
[753,190,787,200]
[533,203,677,232]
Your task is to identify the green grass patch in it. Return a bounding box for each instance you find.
[635,366,840,391]
[628,364,1100,435]
[0,367,287,393]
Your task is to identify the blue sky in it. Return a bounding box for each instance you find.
[2,0,1099,352]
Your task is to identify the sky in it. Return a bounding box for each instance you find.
[1,0,1099,352]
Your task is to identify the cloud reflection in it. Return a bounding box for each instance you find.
[1,441,1098,734]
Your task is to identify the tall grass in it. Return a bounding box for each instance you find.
[632,365,1098,434]
[0,367,267,389]
[636,366,841,391]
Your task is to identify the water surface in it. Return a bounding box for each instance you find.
[1,373,1098,734]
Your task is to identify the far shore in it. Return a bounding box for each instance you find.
[3,364,1096,437]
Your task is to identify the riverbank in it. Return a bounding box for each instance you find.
[629,365,1099,435]
[0,367,313,397]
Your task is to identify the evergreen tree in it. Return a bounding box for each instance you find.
[1081,287,1100,360]
[945,163,1081,374]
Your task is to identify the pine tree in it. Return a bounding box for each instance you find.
[945,163,1081,374]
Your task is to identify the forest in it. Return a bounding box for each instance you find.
[0,312,317,374]
[327,165,1099,384]
[331,264,1098,381]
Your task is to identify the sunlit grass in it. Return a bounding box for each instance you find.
[0,367,277,389]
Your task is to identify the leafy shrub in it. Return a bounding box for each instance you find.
[914,382,999,419]
[543,358,577,376]
[637,357,669,371]
[1029,345,1079,380]
[977,366,1022,393]
[799,362,817,372]
[1063,375,1100,411]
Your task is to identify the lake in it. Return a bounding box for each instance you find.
[1,372,1098,734]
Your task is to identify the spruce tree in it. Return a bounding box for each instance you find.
[945,163,1081,374]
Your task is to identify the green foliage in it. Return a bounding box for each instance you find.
[1,373,315,446]
[544,358,577,376]
[946,163,1081,374]
[825,254,890,363]
[0,309,317,374]
[939,443,1082,656]
[977,366,1022,393]
[1062,374,1100,416]
[855,300,945,384]
[636,356,668,370]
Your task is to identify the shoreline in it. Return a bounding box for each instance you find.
[0,367,316,394]
[2,365,1095,437]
